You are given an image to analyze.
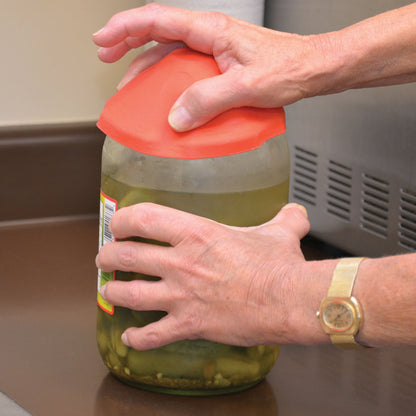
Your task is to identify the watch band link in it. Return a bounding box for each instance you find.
[330,334,369,350]
[328,257,365,297]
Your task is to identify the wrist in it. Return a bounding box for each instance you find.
[282,259,338,345]
[304,3,416,96]
[303,31,360,97]
[353,256,389,348]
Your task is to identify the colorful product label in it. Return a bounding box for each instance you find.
[97,190,117,314]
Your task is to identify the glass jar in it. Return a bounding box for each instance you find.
[96,48,289,395]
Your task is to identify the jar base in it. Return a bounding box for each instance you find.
[111,372,264,396]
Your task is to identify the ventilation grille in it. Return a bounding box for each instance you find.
[398,188,416,251]
[326,160,352,222]
[292,146,318,206]
[360,173,390,238]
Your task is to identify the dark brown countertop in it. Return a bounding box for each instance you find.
[1,218,415,416]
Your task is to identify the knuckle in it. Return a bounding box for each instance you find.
[184,229,207,247]
[129,202,157,232]
[231,71,258,103]
[183,223,215,247]
[143,328,164,349]
[108,10,130,29]
[178,230,227,278]
[181,313,204,339]
[239,71,257,92]
[143,2,164,14]
[206,11,231,33]
[125,281,142,308]
[118,244,138,269]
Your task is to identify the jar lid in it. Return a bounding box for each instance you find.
[97,47,286,159]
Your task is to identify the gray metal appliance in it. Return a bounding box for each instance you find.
[264,0,416,257]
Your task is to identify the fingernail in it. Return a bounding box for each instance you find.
[168,106,194,131]
[117,80,126,91]
[93,27,105,36]
[121,332,131,347]
[100,284,108,300]
[282,203,308,218]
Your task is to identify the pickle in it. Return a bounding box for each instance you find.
[215,355,261,379]
[107,351,123,371]
[127,349,207,379]
[203,361,216,379]
[131,310,166,327]
[246,345,266,360]
[112,329,128,358]
[97,329,109,355]
[160,340,231,357]
[259,347,281,374]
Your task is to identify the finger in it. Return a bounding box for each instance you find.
[110,203,219,246]
[122,315,196,350]
[260,203,310,239]
[100,280,171,312]
[117,42,185,90]
[96,36,148,63]
[97,239,172,276]
[168,68,251,131]
[93,4,228,58]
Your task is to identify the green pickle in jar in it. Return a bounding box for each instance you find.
[96,47,289,395]
[97,174,287,395]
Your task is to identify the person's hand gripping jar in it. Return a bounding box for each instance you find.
[96,48,289,395]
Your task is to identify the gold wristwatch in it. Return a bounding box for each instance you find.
[317,257,371,350]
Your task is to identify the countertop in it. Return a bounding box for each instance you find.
[1,218,416,416]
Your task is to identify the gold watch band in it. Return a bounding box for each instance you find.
[328,257,365,297]
[330,334,369,350]
[325,257,371,350]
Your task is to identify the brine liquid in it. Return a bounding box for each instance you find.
[101,174,289,226]
[97,174,288,395]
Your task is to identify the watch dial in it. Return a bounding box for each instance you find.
[323,302,353,331]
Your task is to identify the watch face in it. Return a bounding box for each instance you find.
[322,301,354,331]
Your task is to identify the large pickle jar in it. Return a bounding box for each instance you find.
[96,48,289,396]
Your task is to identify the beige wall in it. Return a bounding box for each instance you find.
[0,0,145,127]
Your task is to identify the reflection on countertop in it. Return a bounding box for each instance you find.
[95,374,277,416]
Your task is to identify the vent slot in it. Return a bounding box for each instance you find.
[398,188,416,251]
[292,146,318,206]
[326,160,352,222]
[360,173,390,238]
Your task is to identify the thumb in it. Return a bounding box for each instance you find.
[261,203,310,240]
[168,70,246,132]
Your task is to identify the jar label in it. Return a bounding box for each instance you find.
[97,190,117,314]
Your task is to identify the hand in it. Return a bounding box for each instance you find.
[93,3,322,131]
[95,203,311,350]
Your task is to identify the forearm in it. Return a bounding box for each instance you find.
[309,2,416,96]
[287,253,416,348]
[355,253,416,347]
